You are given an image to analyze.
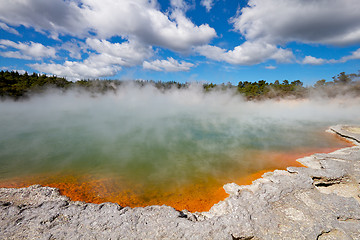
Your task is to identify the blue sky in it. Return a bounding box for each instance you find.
[0,0,360,85]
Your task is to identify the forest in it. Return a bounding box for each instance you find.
[0,70,359,100]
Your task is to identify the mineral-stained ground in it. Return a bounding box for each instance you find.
[1,125,360,240]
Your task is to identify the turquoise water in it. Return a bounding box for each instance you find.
[0,88,359,191]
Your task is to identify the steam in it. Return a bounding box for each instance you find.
[0,84,359,190]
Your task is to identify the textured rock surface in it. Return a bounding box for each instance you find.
[1,125,360,239]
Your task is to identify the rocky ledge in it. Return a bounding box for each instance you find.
[1,125,360,240]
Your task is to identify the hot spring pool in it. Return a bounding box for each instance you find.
[0,88,358,211]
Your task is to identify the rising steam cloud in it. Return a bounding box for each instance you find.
[0,84,359,189]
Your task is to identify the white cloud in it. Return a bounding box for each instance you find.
[3,0,359,73]
[216,0,360,66]
[302,48,360,65]
[0,0,87,39]
[302,56,326,65]
[0,40,56,60]
[30,39,154,80]
[0,22,20,35]
[59,40,86,60]
[30,57,121,81]
[196,41,294,65]
[0,0,216,51]
[13,69,26,74]
[265,65,277,70]
[271,48,295,63]
[170,0,189,11]
[86,39,153,66]
[143,57,194,72]
[231,0,360,46]
[83,1,216,51]
[338,48,360,62]
[201,0,215,12]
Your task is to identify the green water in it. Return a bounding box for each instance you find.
[0,90,358,190]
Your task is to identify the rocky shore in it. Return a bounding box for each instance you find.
[1,125,360,239]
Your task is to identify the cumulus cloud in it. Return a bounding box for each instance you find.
[215,0,360,67]
[30,58,121,81]
[231,0,360,46]
[302,48,360,65]
[143,57,194,72]
[195,41,294,65]
[30,39,154,80]
[0,40,56,60]
[2,0,358,76]
[59,40,86,60]
[265,65,277,70]
[82,0,216,51]
[170,0,190,11]
[0,0,216,51]
[0,0,87,39]
[201,0,215,12]
[0,22,20,35]
[86,39,153,67]
[302,56,326,65]
[338,48,360,62]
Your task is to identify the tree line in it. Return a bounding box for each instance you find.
[0,70,359,100]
